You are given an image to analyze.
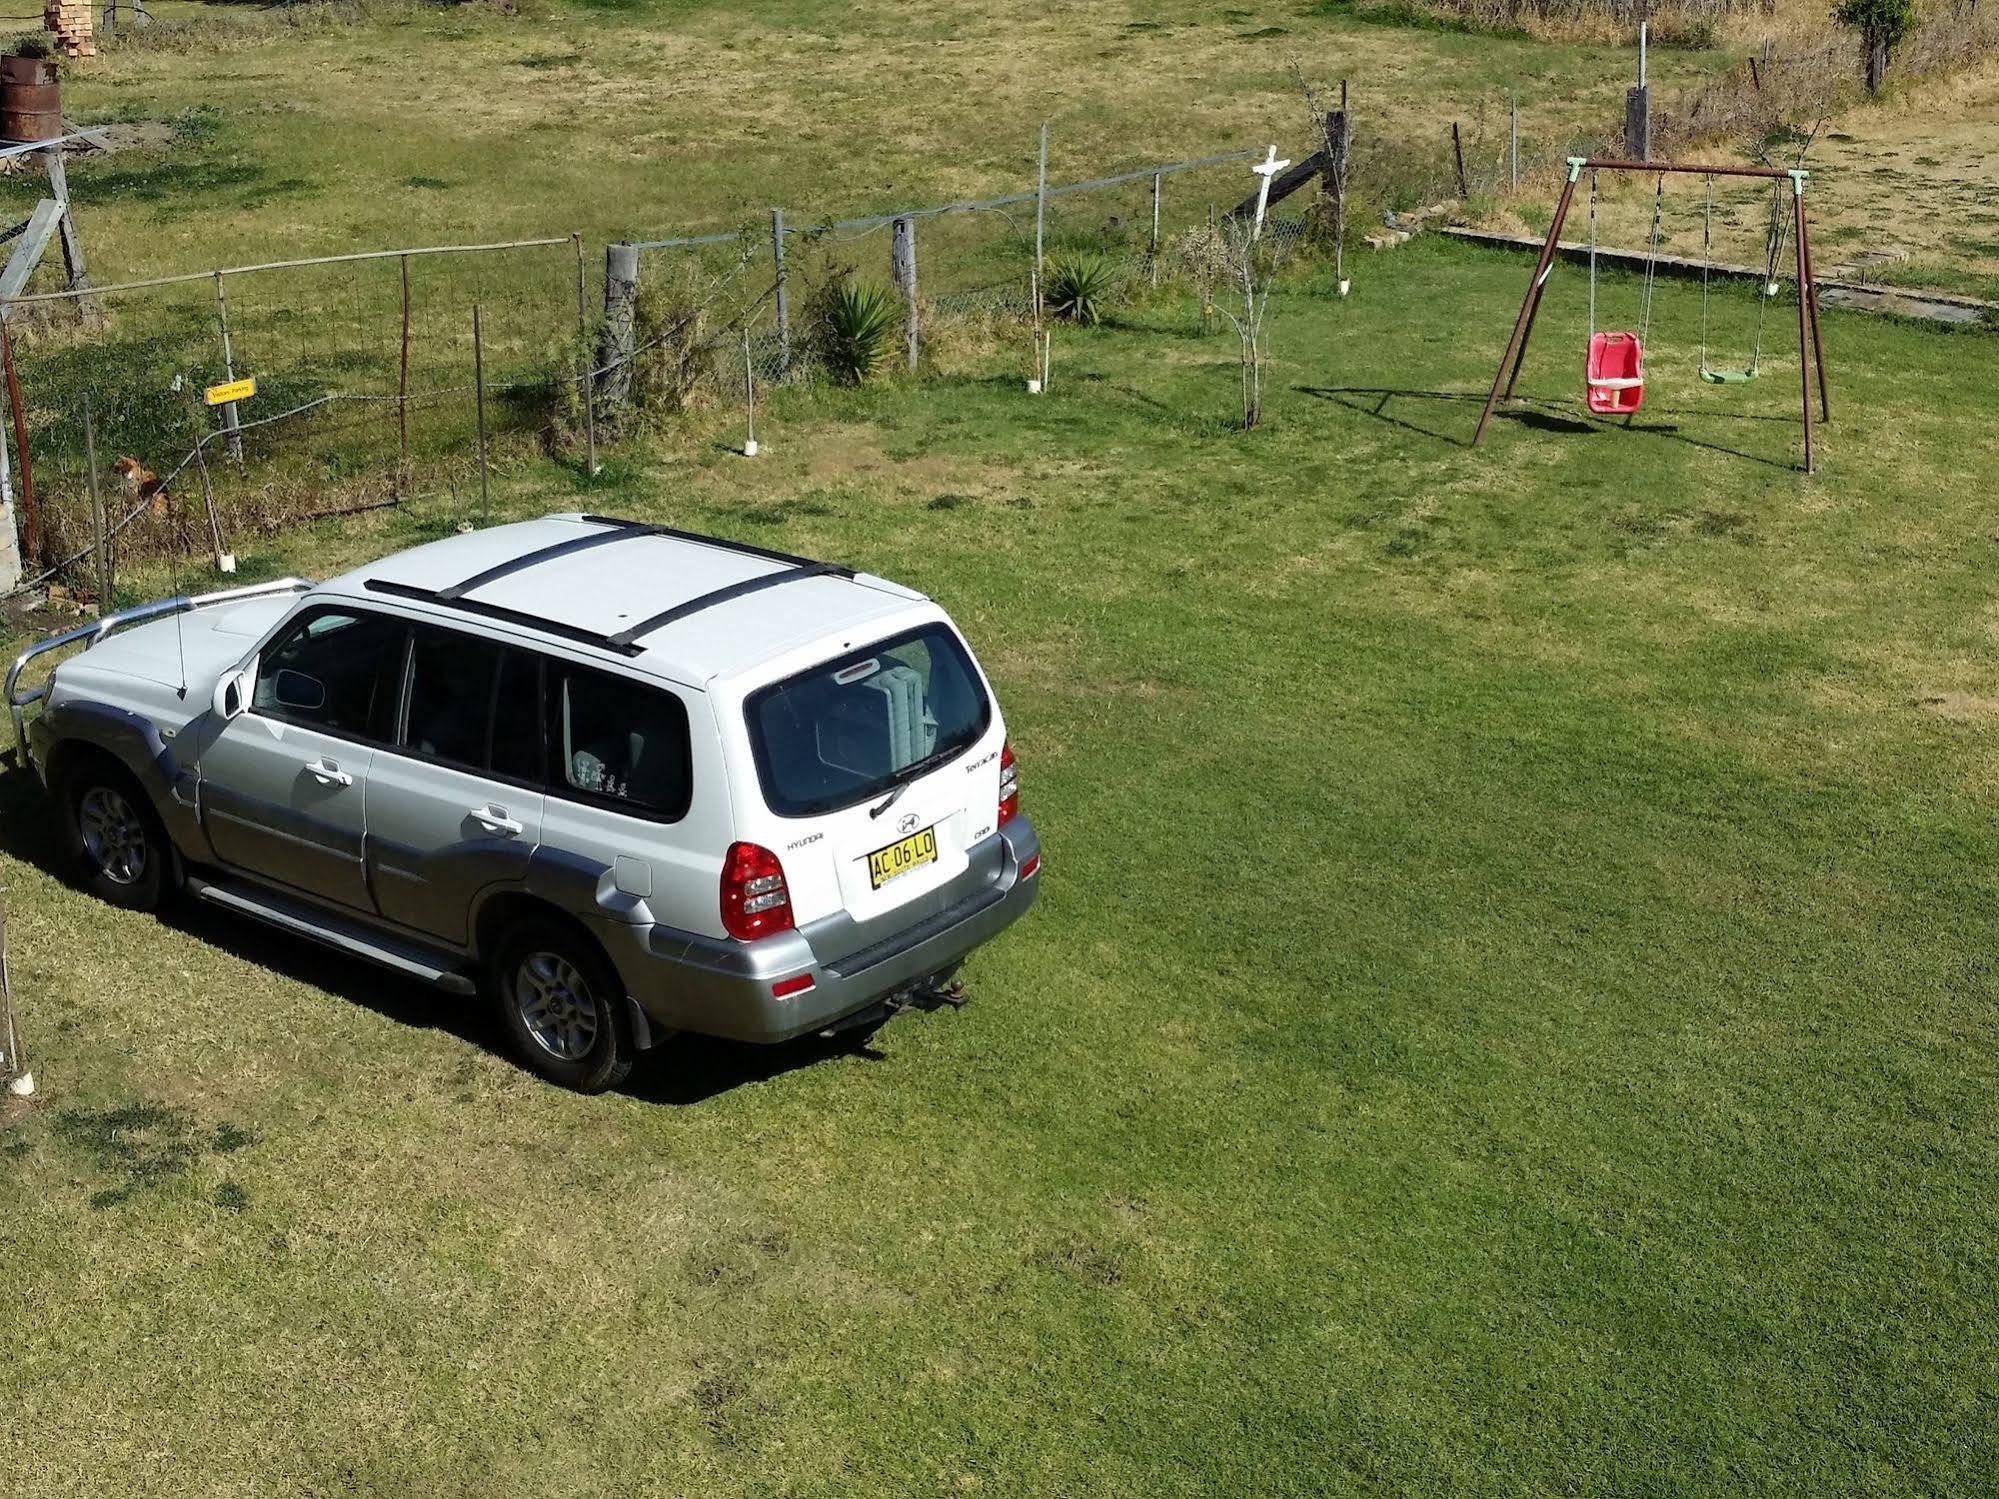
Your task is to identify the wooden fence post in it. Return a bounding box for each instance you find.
[1627,19,1652,158]
[892,216,919,373]
[1452,121,1468,198]
[1,314,37,568]
[1625,88,1652,160]
[598,241,640,409]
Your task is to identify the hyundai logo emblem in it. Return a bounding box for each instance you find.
[897,812,921,836]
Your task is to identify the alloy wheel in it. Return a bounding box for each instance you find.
[78,786,149,887]
[514,950,600,1061]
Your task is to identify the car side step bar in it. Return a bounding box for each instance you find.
[185,875,478,995]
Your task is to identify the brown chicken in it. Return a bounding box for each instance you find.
[112,456,169,516]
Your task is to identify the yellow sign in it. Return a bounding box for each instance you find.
[204,376,255,407]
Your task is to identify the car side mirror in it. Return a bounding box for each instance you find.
[212,666,251,721]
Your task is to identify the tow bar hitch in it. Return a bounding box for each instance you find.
[816,980,968,1040]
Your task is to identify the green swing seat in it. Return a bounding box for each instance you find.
[1699,364,1760,385]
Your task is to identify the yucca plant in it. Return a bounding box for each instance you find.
[1044,252,1116,326]
[816,280,899,385]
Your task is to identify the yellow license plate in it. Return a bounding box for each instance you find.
[867,826,938,889]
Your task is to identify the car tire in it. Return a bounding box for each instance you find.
[61,759,170,913]
[490,918,635,1094]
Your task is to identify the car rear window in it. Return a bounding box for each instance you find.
[745,623,991,817]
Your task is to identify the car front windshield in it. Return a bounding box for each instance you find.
[745,623,991,817]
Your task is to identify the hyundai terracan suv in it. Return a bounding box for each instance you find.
[5,514,1041,1091]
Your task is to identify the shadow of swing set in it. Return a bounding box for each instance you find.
[1473,157,1833,474]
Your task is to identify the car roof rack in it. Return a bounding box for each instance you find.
[606,561,852,650]
[363,516,857,657]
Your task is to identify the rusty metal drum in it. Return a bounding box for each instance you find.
[0,55,61,145]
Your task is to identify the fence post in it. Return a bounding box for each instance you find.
[1149,172,1162,288]
[892,216,919,373]
[742,325,758,458]
[1509,92,1518,191]
[598,241,639,410]
[472,303,490,527]
[771,208,790,374]
[83,395,111,611]
[1,314,36,569]
[212,271,243,462]
[0,433,17,594]
[2,869,34,1098]
[1626,19,1652,159]
[572,232,598,476]
[192,435,230,573]
[397,254,411,495]
[1452,121,1469,199]
[1034,123,1048,320]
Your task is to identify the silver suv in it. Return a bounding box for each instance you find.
[6,515,1041,1090]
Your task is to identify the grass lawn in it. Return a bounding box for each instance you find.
[2,232,1996,1493]
[2,0,1771,280]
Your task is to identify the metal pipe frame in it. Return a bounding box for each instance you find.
[6,576,310,760]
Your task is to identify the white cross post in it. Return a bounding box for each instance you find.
[1251,144,1292,241]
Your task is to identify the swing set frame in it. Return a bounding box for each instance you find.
[1473,157,1832,474]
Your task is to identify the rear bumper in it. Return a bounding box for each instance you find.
[610,818,1040,1043]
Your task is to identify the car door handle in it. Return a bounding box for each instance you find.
[470,805,523,836]
[305,758,352,787]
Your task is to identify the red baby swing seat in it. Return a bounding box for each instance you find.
[1586,331,1645,415]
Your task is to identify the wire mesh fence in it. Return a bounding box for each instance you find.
[0,236,585,594]
[0,139,1329,601]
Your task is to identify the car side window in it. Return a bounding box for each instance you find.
[253,608,405,740]
[400,626,504,772]
[489,650,544,785]
[397,626,545,784]
[547,663,692,821]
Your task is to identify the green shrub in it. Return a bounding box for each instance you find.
[815,279,898,385]
[1834,0,1917,52]
[1044,253,1116,326]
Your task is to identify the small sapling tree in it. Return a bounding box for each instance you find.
[1175,212,1292,431]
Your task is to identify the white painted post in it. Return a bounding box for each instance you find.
[1150,172,1162,288]
[1,873,33,1099]
[742,325,758,457]
[1251,145,1292,240]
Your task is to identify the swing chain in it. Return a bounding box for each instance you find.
[1639,173,1664,346]
[1586,169,1598,340]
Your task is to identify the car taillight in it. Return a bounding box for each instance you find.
[721,841,794,940]
[998,740,1020,827]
